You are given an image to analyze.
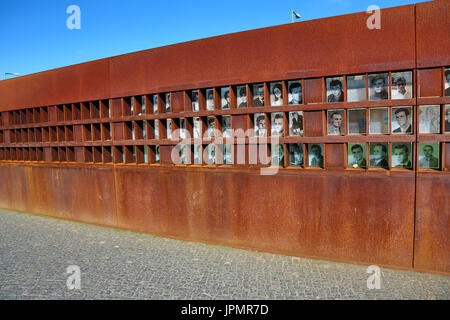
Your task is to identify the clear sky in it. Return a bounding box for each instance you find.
[0,0,427,78]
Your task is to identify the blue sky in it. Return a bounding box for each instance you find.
[0,0,426,78]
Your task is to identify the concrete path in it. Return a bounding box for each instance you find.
[0,209,448,300]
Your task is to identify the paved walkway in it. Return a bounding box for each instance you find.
[0,209,448,300]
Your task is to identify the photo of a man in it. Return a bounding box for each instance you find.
[445,68,450,97]
[193,117,201,139]
[222,116,231,138]
[154,120,159,139]
[289,111,303,136]
[391,72,412,100]
[369,74,389,100]
[253,84,265,107]
[207,117,215,138]
[192,90,199,111]
[289,144,303,167]
[153,95,158,114]
[271,113,284,136]
[419,105,440,134]
[308,144,323,168]
[370,143,389,169]
[348,144,366,169]
[221,87,230,109]
[419,143,440,169]
[392,107,413,134]
[254,114,266,137]
[392,143,412,169]
[237,86,247,108]
[327,78,344,102]
[165,93,171,113]
[445,105,450,133]
[327,110,344,135]
[288,81,302,105]
[206,89,214,110]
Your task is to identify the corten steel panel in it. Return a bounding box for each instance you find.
[304,78,323,104]
[172,91,185,113]
[418,68,443,98]
[414,174,450,273]
[0,163,118,227]
[304,111,323,137]
[325,144,345,169]
[113,167,415,268]
[416,1,450,69]
[0,58,110,110]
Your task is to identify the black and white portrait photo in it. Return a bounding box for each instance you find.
[445,105,450,133]
[155,145,160,163]
[222,115,231,138]
[271,112,284,137]
[153,95,158,114]
[154,120,159,139]
[327,110,345,135]
[194,144,202,165]
[207,116,215,138]
[289,144,303,167]
[419,105,440,134]
[237,85,247,108]
[348,143,366,169]
[391,71,413,100]
[288,80,302,105]
[221,87,230,109]
[369,108,389,134]
[369,73,389,101]
[180,118,186,139]
[193,117,201,139]
[207,144,215,165]
[191,90,199,112]
[445,68,450,97]
[392,107,413,134]
[289,111,303,136]
[326,77,344,102]
[347,75,366,102]
[254,113,266,137]
[392,143,412,169]
[166,119,172,139]
[369,143,389,169]
[347,109,366,135]
[253,84,265,107]
[206,89,214,110]
[308,144,323,168]
[271,144,284,167]
[165,93,171,113]
[223,144,232,165]
[270,82,283,106]
[419,143,440,169]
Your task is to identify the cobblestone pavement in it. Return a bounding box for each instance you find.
[0,209,448,300]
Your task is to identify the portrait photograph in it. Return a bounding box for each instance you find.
[327,109,345,135]
[222,115,231,138]
[271,144,284,167]
[418,143,440,170]
[154,120,159,139]
[445,67,450,97]
[179,118,186,139]
[326,77,345,102]
[271,112,284,137]
[166,119,172,139]
[165,93,171,113]
[223,144,232,165]
[308,144,324,168]
[153,95,158,114]
[193,117,201,139]
[419,105,440,134]
[369,73,389,101]
[237,85,247,108]
[347,75,366,102]
[369,108,389,135]
[206,88,214,110]
[289,143,303,167]
[155,145,160,163]
[369,143,389,169]
[391,71,413,100]
[392,143,412,169]
[193,144,202,165]
[207,116,215,138]
[347,108,366,135]
[221,87,230,110]
[253,83,265,107]
[348,143,367,169]
[445,105,450,133]
[288,80,302,105]
[289,111,303,136]
[254,113,266,137]
[207,144,215,165]
[392,106,413,134]
[270,82,283,106]
[191,90,199,112]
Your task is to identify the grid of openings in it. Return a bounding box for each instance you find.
[0,67,449,171]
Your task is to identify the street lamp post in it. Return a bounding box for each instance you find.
[4,73,20,80]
